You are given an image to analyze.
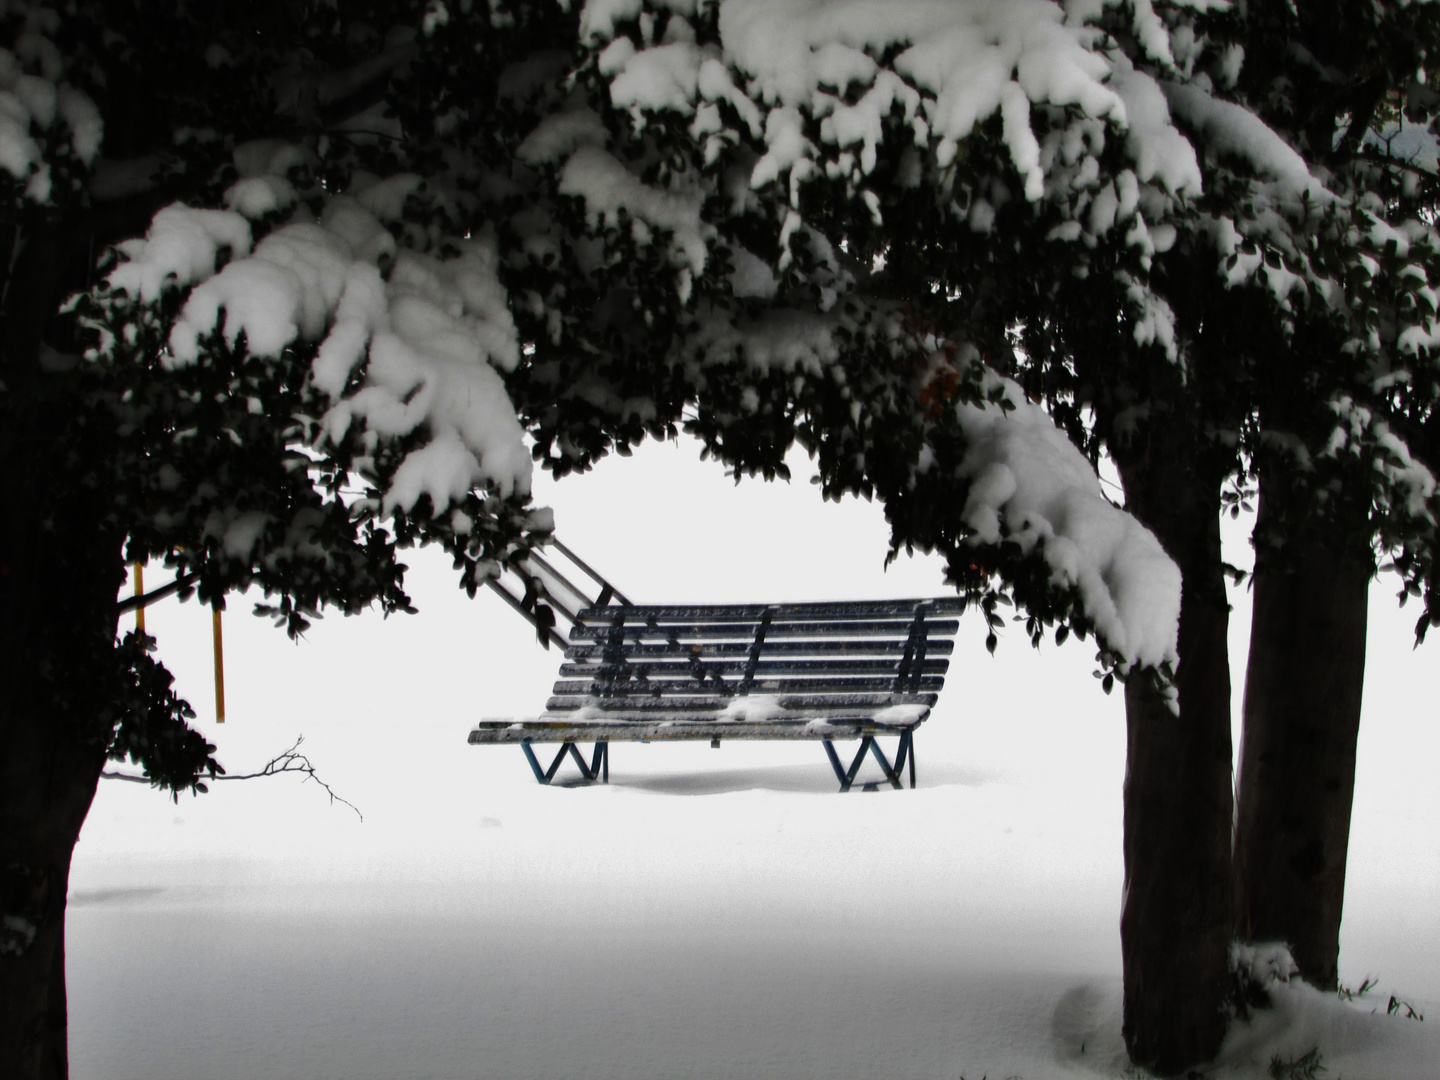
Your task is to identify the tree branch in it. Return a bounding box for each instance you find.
[116,571,197,615]
[102,736,363,820]
[1334,77,1387,165]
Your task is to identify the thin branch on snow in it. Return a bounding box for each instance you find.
[101,737,364,821]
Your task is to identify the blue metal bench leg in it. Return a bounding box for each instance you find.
[866,737,903,790]
[822,739,850,791]
[823,736,879,792]
[591,740,608,783]
[563,741,592,778]
[522,740,609,785]
[522,740,564,784]
[892,729,913,788]
[822,733,915,792]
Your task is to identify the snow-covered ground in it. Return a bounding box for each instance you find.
[71,441,1440,1079]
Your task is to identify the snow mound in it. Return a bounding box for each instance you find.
[1218,979,1438,1080]
[1051,975,1440,1080]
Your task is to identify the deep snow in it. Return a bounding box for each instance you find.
[70,440,1440,1079]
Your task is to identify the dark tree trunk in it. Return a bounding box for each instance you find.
[1116,453,1235,1076]
[1233,476,1370,990]
[0,519,120,1077]
[1,222,126,1080]
[0,729,104,1080]
[0,484,122,1080]
[0,487,120,1079]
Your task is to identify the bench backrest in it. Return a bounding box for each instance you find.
[547,598,964,717]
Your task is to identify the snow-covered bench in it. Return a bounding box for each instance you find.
[467,598,962,792]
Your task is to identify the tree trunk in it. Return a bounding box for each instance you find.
[1116,454,1235,1076]
[0,739,102,1080]
[0,486,120,1080]
[1233,480,1370,990]
[0,447,121,1079]
[1,223,125,1080]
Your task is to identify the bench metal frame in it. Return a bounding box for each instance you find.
[521,739,610,785]
[823,730,915,792]
[511,731,913,791]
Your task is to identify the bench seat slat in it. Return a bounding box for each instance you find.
[557,658,950,678]
[551,675,946,696]
[562,639,955,661]
[576,599,963,623]
[544,692,938,712]
[568,618,960,642]
[468,716,928,743]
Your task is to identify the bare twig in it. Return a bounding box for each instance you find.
[101,736,363,821]
[218,737,364,821]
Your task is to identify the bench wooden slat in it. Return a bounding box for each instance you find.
[568,618,960,642]
[557,658,951,677]
[561,639,956,660]
[468,716,928,743]
[551,675,946,696]
[544,692,938,712]
[575,599,964,622]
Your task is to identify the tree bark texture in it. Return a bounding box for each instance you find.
[1117,454,1235,1076]
[1233,480,1370,991]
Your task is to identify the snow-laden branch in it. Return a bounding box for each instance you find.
[951,365,1181,671]
[91,162,532,527]
[69,0,1440,673]
[0,18,102,204]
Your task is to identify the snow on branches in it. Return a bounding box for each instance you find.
[68,0,1212,675]
[0,2,101,208]
[106,185,533,517]
[44,0,1440,678]
[952,364,1181,670]
[547,0,1226,668]
[75,149,539,628]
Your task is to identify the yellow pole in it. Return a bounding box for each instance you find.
[133,563,145,633]
[212,605,226,723]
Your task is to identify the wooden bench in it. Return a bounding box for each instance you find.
[468,597,963,792]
